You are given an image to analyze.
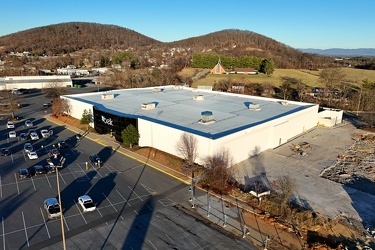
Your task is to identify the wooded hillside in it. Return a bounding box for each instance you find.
[0,22,333,69]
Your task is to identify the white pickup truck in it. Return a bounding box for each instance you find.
[78,195,96,212]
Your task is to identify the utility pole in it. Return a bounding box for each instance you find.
[56,166,66,250]
[54,157,66,250]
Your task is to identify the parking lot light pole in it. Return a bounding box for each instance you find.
[56,165,66,250]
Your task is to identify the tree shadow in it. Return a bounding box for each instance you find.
[87,172,117,207]
[58,171,97,213]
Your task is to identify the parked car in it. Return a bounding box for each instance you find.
[18,169,30,178]
[25,120,33,127]
[48,148,60,158]
[43,102,52,108]
[1,148,11,156]
[43,198,61,219]
[57,140,68,149]
[40,129,51,138]
[9,131,17,138]
[6,121,15,129]
[19,133,28,141]
[24,142,33,153]
[78,195,96,212]
[44,165,56,174]
[27,151,39,160]
[34,165,47,175]
[89,154,102,166]
[30,132,39,140]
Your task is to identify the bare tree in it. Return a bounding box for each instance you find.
[271,175,297,218]
[199,148,234,194]
[0,86,23,119]
[52,98,72,116]
[319,68,346,107]
[176,133,198,168]
[43,82,68,98]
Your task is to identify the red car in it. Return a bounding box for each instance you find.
[18,169,30,179]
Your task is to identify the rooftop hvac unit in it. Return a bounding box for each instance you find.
[101,94,114,100]
[193,95,204,101]
[141,102,156,110]
[201,111,214,124]
[249,103,261,111]
[281,101,289,106]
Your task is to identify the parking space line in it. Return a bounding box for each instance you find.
[89,164,103,177]
[45,175,52,188]
[22,150,27,161]
[14,173,20,194]
[96,209,103,217]
[66,165,78,181]
[102,193,118,212]
[31,177,36,191]
[76,163,91,181]
[58,172,67,185]
[116,189,131,207]
[103,163,117,174]
[128,186,143,201]
[2,217,5,250]
[74,200,87,224]
[40,208,50,238]
[62,216,70,231]
[141,183,158,195]
[21,212,29,247]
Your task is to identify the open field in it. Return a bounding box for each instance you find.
[187,68,375,89]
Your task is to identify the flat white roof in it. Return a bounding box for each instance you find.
[64,86,317,139]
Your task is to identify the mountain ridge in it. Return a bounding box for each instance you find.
[299,48,375,57]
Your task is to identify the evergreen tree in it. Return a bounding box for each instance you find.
[121,124,139,148]
[260,58,275,75]
[80,109,92,131]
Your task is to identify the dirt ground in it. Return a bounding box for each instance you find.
[52,115,374,249]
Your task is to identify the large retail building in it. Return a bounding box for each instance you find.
[0,75,72,89]
[62,86,337,165]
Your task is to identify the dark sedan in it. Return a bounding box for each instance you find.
[1,148,11,156]
[34,165,47,175]
[44,165,56,174]
[57,140,68,149]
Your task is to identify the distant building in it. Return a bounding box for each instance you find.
[210,59,258,75]
[210,59,226,74]
[230,68,258,75]
[0,75,73,89]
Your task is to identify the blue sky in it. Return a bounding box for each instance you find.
[0,0,373,49]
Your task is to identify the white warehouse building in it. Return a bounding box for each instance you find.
[0,75,73,90]
[62,86,322,165]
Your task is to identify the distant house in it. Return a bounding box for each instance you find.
[210,59,226,74]
[230,68,258,75]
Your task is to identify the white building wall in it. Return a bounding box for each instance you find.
[318,108,343,127]
[138,103,318,166]
[3,75,72,89]
[61,96,95,127]
[138,118,212,165]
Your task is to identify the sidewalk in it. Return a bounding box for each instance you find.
[45,116,303,249]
